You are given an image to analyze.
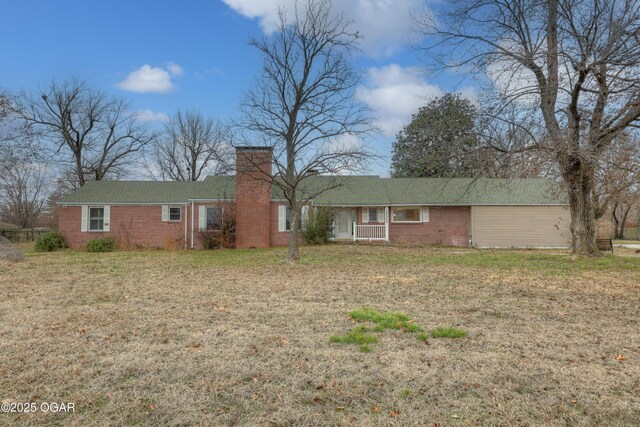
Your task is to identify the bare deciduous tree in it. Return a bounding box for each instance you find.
[592,133,640,238]
[417,0,640,256]
[149,110,232,181]
[15,79,154,188]
[237,0,375,262]
[0,157,49,228]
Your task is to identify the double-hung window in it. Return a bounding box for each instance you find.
[206,207,223,230]
[169,207,181,221]
[89,207,104,231]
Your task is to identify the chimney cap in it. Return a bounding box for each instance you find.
[235,145,273,152]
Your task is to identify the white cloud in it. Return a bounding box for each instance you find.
[195,68,224,80]
[117,63,184,93]
[165,61,184,76]
[222,0,423,57]
[356,64,443,137]
[134,109,169,123]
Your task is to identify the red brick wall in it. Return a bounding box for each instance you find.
[351,206,468,246]
[388,206,470,246]
[58,205,188,249]
[235,148,272,248]
[59,202,241,250]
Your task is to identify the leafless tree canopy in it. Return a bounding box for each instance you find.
[15,79,155,188]
[0,156,49,228]
[149,110,232,181]
[593,133,640,237]
[417,0,640,255]
[238,0,375,261]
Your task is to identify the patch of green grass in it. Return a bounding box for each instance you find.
[349,307,423,333]
[330,325,378,352]
[332,308,425,352]
[399,388,412,398]
[430,326,468,339]
[417,333,429,343]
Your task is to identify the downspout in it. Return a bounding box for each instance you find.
[184,203,188,249]
[191,200,195,249]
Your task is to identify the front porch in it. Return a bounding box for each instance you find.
[332,207,390,242]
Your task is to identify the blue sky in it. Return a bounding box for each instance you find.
[1,0,473,176]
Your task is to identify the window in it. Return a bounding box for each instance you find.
[278,205,307,232]
[391,207,421,222]
[206,207,223,230]
[169,207,181,221]
[89,207,104,231]
[285,207,291,231]
[368,208,378,222]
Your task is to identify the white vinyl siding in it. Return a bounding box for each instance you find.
[471,206,571,248]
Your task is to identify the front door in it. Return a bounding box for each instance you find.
[335,208,352,239]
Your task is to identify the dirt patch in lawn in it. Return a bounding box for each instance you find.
[1,245,639,426]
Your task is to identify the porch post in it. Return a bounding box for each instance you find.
[353,221,356,241]
[384,206,389,241]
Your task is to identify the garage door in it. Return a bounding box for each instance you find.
[471,205,571,248]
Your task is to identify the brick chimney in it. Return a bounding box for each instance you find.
[235,146,273,248]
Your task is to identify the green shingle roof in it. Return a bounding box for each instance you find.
[59,176,235,204]
[59,176,566,206]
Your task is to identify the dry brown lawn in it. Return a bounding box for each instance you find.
[1,245,639,426]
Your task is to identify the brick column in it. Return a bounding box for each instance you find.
[235,147,273,248]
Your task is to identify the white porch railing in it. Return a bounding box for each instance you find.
[353,223,388,241]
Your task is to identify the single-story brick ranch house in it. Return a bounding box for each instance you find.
[58,147,571,249]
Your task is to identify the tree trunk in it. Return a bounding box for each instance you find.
[564,164,601,256]
[614,204,631,239]
[287,205,300,262]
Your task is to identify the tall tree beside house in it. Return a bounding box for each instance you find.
[417,0,640,256]
[391,94,486,178]
[0,155,49,228]
[237,0,375,262]
[15,79,154,188]
[592,133,640,239]
[592,133,640,223]
[149,110,233,181]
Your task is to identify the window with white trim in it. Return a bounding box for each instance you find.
[89,207,104,231]
[279,205,307,231]
[169,207,181,221]
[206,207,223,230]
[368,208,378,222]
[391,207,421,223]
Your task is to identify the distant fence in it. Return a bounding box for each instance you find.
[0,228,53,243]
